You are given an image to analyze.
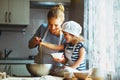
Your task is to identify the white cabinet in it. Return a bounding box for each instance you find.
[0,0,29,25]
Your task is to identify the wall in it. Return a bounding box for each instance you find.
[84,0,120,79]
[69,0,84,27]
[114,0,120,79]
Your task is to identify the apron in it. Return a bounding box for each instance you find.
[65,44,77,66]
[65,43,86,71]
[35,28,63,64]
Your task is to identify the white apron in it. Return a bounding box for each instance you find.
[65,44,77,66]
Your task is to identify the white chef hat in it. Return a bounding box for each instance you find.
[62,21,82,37]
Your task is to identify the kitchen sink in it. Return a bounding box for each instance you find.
[0,58,34,64]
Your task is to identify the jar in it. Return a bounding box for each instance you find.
[91,67,105,80]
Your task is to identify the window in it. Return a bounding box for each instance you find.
[84,0,120,79]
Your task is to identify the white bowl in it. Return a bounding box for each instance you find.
[74,71,90,79]
[26,64,52,76]
[51,52,63,58]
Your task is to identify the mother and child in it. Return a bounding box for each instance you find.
[28,3,87,77]
[40,20,87,77]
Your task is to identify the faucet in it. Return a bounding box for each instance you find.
[4,48,12,59]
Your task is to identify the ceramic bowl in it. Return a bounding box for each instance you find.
[51,52,63,58]
[26,64,52,76]
[74,71,89,79]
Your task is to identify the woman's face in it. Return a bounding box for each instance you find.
[48,17,62,36]
[63,32,73,43]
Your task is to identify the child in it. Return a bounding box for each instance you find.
[40,21,86,76]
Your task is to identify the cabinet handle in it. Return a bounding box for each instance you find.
[5,12,7,23]
[8,12,11,23]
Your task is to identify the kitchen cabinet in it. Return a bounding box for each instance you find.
[0,0,29,25]
[0,65,31,76]
[0,58,34,76]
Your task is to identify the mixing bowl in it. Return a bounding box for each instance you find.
[26,63,52,77]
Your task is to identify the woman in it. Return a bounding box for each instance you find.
[28,4,65,76]
[40,21,86,77]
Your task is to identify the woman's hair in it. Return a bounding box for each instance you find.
[47,3,65,22]
[71,35,85,44]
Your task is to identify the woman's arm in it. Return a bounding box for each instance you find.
[70,47,86,69]
[28,25,42,49]
[40,42,64,51]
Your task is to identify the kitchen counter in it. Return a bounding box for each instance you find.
[0,58,34,64]
[1,75,63,80]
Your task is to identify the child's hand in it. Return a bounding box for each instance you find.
[52,55,63,62]
[53,57,62,62]
[51,53,64,62]
[64,66,70,69]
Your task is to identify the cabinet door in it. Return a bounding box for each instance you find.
[0,0,9,24]
[9,0,30,25]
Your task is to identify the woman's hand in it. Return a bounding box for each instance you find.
[34,37,42,45]
[29,37,42,48]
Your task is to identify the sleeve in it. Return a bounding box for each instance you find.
[33,24,48,38]
[78,42,84,48]
[77,42,87,56]
[77,42,86,50]
[33,25,42,37]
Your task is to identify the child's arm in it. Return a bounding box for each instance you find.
[70,47,86,69]
[40,42,64,51]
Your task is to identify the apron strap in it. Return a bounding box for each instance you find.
[58,31,63,45]
[73,43,78,52]
[42,27,49,41]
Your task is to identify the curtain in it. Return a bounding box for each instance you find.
[84,0,120,79]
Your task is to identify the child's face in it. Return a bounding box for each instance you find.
[63,32,73,43]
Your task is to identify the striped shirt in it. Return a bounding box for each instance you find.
[64,42,86,71]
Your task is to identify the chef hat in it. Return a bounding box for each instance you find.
[62,21,82,37]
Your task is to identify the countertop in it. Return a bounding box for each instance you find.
[0,58,34,64]
[1,75,63,80]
